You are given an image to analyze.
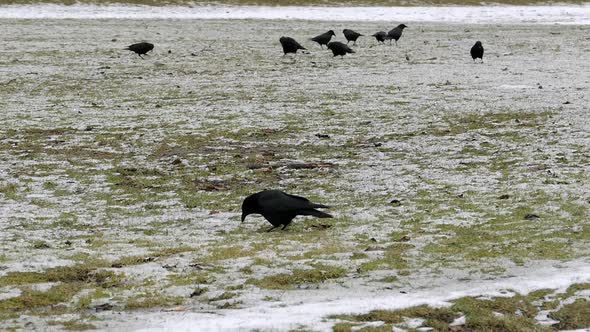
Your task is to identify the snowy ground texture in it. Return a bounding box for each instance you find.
[0,12,590,332]
[0,4,589,23]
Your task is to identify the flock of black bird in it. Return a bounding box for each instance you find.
[280,24,410,57]
[123,24,485,232]
[125,24,484,62]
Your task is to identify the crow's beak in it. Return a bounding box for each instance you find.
[241,213,247,223]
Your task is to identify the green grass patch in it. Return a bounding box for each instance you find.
[0,183,19,200]
[203,245,256,262]
[0,266,121,288]
[125,293,184,309]
[0,283,84,312]
[331,305,458,328]
[248,264,347,290]
[548,298,590,329]
[358,243,413,272]
[48,319,96,331]
[112,246,195,267]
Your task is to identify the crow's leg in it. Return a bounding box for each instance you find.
[281,223,290,230]
[266,226,278,232]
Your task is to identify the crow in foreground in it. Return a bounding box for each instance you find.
[279,36,307,55]
[327,41,355,57]
[125,42,154,58]
[311,30,336,49]
[343,29,363,45]
[470,41,484,63]
[387,24,407,46]
[241,190,333,232]
[372,31,387,43]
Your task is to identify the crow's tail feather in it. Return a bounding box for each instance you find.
[301,209,333,218]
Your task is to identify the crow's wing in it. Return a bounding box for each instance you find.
[350,30,362,38]
[311,32,330,43]
[258,190,329,213]
[281,191,330,209]
[343,44,355,53]
[291,39,306,50]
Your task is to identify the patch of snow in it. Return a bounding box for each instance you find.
[0,287,21,301]
[0,5,588,24]
[536,310,559,326]
[0,257,74,275]
[496,84,538,90]
[137,259,590,331]
[405,317,426,328]
[30,282,56,292]
[449,315,465,326]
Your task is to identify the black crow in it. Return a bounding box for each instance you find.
[470,41,484,63]
[343,29,363,45]
[241,190,332,232]
[372,31,387,43]
[279,36,307,55]
[125,42,154,58]
[311,30,336,49]
[387,24,407,46]
[327,41,355,58]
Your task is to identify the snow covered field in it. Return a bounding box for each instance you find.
[0,8,589,331]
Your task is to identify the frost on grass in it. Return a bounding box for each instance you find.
[0,18,589,330]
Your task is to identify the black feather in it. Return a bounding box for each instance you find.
[310,30,336,49]
[279,36,306,55]
[470,41,484,62]
[125,42,154,58]
[327,41,355,57]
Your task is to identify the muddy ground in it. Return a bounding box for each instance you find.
[0,18,589,331]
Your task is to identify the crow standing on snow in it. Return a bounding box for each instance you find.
[387,24,407,46]
[327,41,355,58]
[372,31,387,43]
[311,30,336,49]
[279,37,307,55]
[470,41,484,63]
[125,42,154,58]
[241,190,333,232]
[343,29,363,45]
